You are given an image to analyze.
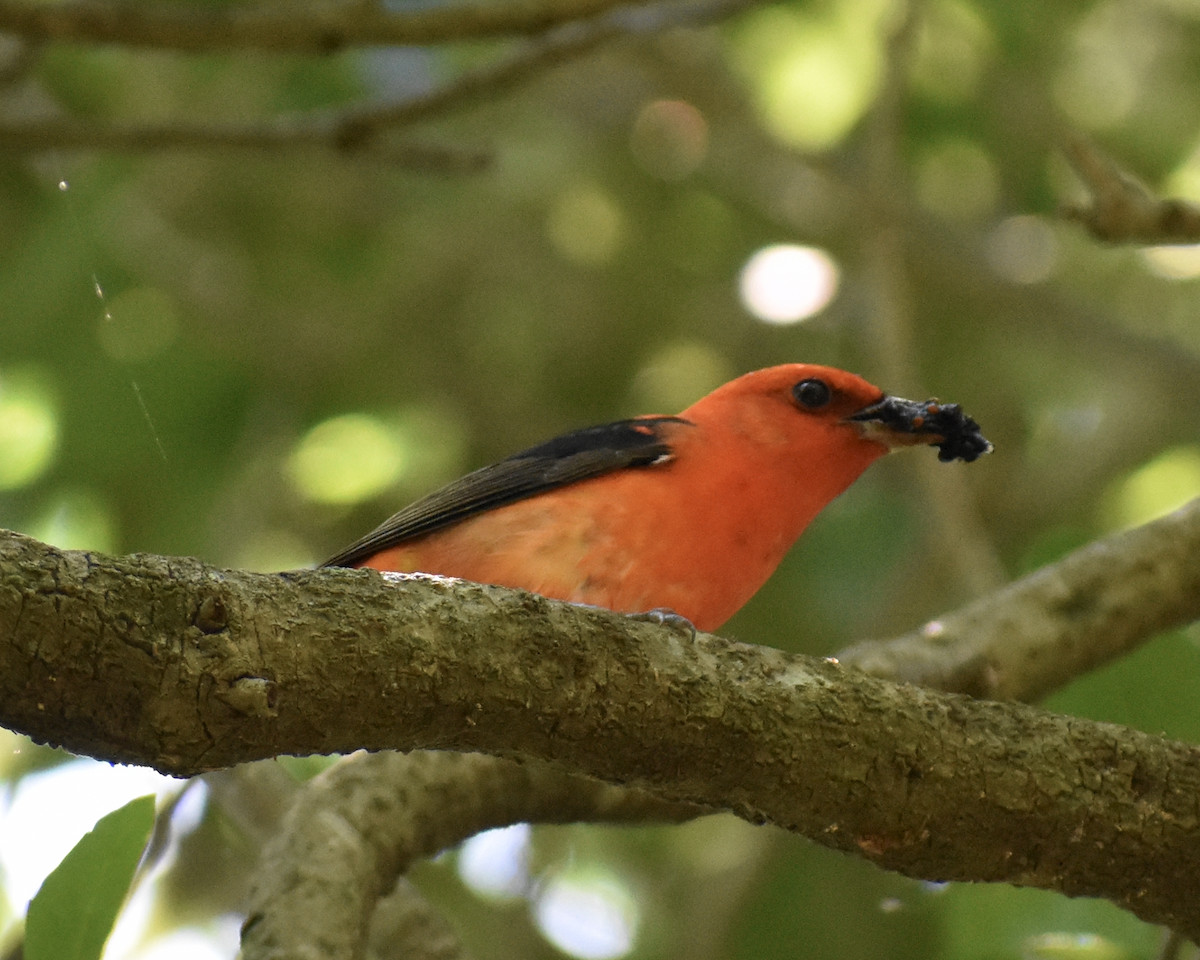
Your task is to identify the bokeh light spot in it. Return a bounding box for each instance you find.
[534,868,639,960]
[739,244,840,324]
[730,0,886,150]
[1022,932,1129,960]
[1053,2,1154,132]
[98,287,181,362]
[628,341,733,413]
[547,185,624,266]
[0,374,57,491]
[758,29,872,150]
[1105,446,1200,530]
[390,404,470,498]
[1164,144,1200,203]
[29,488,117,553]
[910,0,993,104]
[289,414,404,505]
[1054,57,1138,131]
[986,216,1059,284]
[916,138,998,221]
[630,100,708,181]
[1142,245,1200,280]
[458,823,530,900]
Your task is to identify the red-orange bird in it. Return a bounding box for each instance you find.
[324,364,989,632]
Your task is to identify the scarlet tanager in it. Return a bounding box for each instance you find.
[323,364,990,632]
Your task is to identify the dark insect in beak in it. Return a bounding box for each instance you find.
[847,396,993,463]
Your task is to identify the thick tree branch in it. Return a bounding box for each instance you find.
[211,757,481,960]
[241,751,699,960]
[368,878,473,960]
[3,527,1200,935]
[839,497,1200,700]
[249,499,1200,959]
[1061,136,1200,244]
[0,0,669,52]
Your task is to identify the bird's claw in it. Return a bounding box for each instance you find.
[627,607,697,640]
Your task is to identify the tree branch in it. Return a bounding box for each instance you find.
[1061,135,1200,244]
[211,757,482,960]
[245,499,1200,959]
[0,0,678,52]
[368,878,474,960]
[240,751,700,960]
[838,497,1200,701]
[0,116,492,170]
[3,526,1200,934]
[0,0,755,160]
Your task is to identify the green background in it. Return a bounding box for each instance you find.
[1,0,1200,955]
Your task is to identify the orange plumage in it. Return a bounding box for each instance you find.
[324,364,989,632]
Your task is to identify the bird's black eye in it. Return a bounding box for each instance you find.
[792,378,832,410]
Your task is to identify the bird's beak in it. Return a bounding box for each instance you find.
[846,395,993,463]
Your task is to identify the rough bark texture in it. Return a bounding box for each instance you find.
[2,528,1200,934]
[240,751,699,960]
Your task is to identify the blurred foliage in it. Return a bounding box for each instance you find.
[2,0,1200,955]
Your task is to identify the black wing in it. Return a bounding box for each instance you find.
[321,416,692,568]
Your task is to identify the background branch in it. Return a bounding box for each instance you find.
[0,0,753,160]
[0,116,491,170]
[0,0,675,52]
[1061,136,1200,244]
[331,0,758,146]
[241,751,700,960]
[368,879,474,960]
[838,497,1200,701]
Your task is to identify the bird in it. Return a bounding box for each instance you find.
[323,364,990,632]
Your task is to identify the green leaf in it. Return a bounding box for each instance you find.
[25,793,157,960]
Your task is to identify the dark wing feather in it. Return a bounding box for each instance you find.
[321,416,692,568]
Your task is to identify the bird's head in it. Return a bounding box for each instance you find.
[684,364,991,464]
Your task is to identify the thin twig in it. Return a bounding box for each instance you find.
[0,116,491,170]
[334,0,758,144]
[335,20,624,147]
[1061,134,1200,244]
[0,0,661,52]
[0,0,754,161]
